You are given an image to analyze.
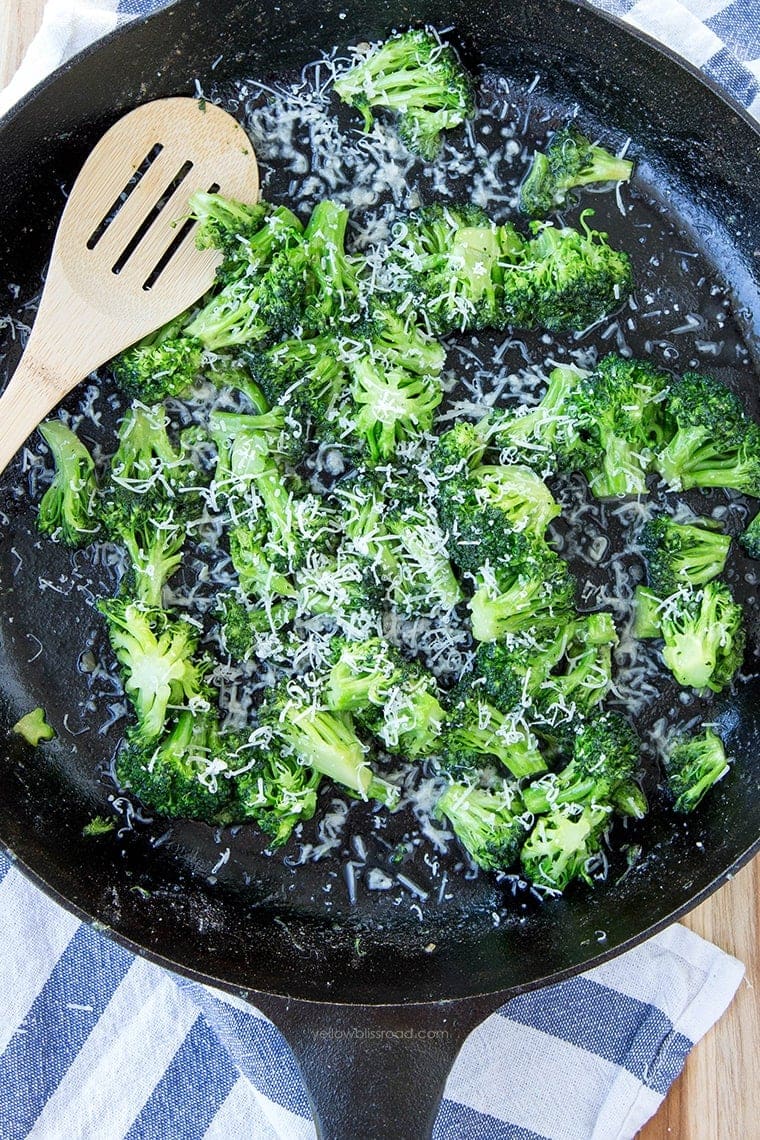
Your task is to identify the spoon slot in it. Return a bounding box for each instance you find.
[86,143,164,251]
[111,160,195,276]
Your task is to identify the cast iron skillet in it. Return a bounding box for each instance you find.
[1,1,759,1136]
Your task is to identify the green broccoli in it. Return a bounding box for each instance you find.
[233,750,321,846]
[12,707,56,745]
[485,363,586,474]
[37,420,99,546]
[641,515,731,595]
[109,403,183,493]
[520,802,611,891]
[522,710,640,815]
[468,545,577,643]
[503,215,632,333]
[654,372,760,494]
[435,781,529,871]
[520,123,633,218]
[216,591,296,660]
[101,497,185,608]
[261,681,399,804]
[348,355,443,462]
[740,511,760,560]
[326,637,446,758]
[111,314,203,402]
[634,582,745,692]
[664,726,730,813]
[115,710,237,823]
[441,678,546,779]
[437,462,560,571]
[333,30,475,159]
[97,599,210,742]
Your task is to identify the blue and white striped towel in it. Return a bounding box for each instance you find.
[0,2,757,1137]
[0,849,748,1139]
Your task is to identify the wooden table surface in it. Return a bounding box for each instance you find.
[1,5,758,1137]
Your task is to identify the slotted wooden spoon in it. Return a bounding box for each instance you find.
[0,97,259,473]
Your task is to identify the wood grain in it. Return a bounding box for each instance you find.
[0,0,46,88]
[1,7,758,1139]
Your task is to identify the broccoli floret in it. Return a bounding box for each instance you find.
[189,191,273,256]
[435,781,529,871]
[469,545,577,643]
[611,781,648,820]
[115,710,236,823]
[504,215,632,333]
[520,123,633,218]
[430,421,488,477]
[109,403,182,493]
[97,599,210,742]
[486,363,587,473]
[348,355,443,462]
[185,209,306,350]
[216,591,296,660]
[326,637,446,759]
[261,681,399,804]
[635,581,745,692]
[248,335,348,431]
[522,710,640,815]
[37,420,99,546]
[111,314,203,402]
[441,679,546,779]
[654,372,760,494]
[300,199,363,328]
[294,551,383,621]
[384,493,463,613]
[390,205,524,333]
[664,727,730,813]
[532,611,618,720]
[233,750,321,846]
[12,707,55,745]
[228,520,297,600]
[520,802,611,892]
[740,511,760,560]
[101,496,185,608]
[333,30,475,159]
[357,305,447,376]
[438,463,560,572]
[641,515,731,595]
[206,355,270,413]
[563,354,671,497]
[474,628,569,714]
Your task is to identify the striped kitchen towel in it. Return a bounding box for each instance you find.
[0,1,754,1137]
[0,849,746,1139]
[0,0,759,120]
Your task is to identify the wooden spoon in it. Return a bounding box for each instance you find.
[0,97,259,473]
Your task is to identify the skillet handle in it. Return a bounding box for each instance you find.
[252,993,503,1140]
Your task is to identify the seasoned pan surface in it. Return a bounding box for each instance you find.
[0,0,759,1007]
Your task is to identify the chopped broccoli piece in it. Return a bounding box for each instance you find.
[216,591,295,660]
[520,123,633,218]
[469,545,577,643]
[740,511,760,560]
[641,514,731,595]
[441,678,546,779]
[109,403,182,493]
[504,215,632,333]
[97,599,210,742]
[430,421,488,477]
[522,710,640,815]
[326,637,446,759]
[37,420,99,546]
[233,750,321,846]
[115,710,236,823]
[635,582,745,693]
[520,802,611,891]
[12,707,55,745]
[261,682,399,804]
[435,781,529,870]
[348,355,443,462]
[333,30,475,159]
[111,314,202,402]
[654,372,760,495]
[101,497,185,608]
[437,462,560,571]
[664,727,730,813]
[82,815,116,837]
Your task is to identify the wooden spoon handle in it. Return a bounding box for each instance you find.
[0,342,82,475]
